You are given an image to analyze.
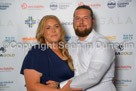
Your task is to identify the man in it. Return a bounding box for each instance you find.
[48,5,117,91]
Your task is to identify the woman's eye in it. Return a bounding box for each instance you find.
[55,25,59,28]
[46,27,50,30]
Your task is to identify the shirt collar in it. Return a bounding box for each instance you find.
[76,29,95,42]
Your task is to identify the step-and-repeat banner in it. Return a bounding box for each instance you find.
[0,0,136,91]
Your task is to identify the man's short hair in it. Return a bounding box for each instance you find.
[74,5,94,19]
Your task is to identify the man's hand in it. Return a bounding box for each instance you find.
[46,80,59,88]
[62,80,82,91]
[61,80,72,91]
[46,80,82,91]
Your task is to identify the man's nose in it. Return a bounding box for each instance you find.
[79,18,84,24]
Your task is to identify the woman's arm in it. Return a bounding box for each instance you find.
[24,69,78,91]
[24,69,60,91]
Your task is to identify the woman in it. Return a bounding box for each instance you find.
[20,15,76,91]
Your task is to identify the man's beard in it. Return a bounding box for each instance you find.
[75,26,93,37]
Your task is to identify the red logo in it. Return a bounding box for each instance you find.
[21,3,27,9]
[78,2,101,8]
[0,67,14,71]
[21,3,44,10]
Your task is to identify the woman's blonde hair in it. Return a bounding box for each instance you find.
[36,15,74,71]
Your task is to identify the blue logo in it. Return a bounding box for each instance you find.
[116,44,124,51]
[0,47,6,53]
[107,0,116,9]
[25,16,36,28]
[5,37,15,42]
[50,2,58,10]
[123,34,133,40]
[65,36,71,42]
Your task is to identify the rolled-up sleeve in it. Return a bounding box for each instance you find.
[70,43,115,90]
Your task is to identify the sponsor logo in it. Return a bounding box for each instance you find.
[107,0,132,9]
[0,47,6,53]
[123,34,133,41]
[116,65,132,70]
[106,36,116,41]
[0,54,15,57]
[117,0,132,8]
[116,44,124,51]
[50,2,72,10]
[115,43,133,55]
[115,79,132,87]
[0,81,14,88]
[22,37,37,42]
[115,52,133,55]
[65,36,71,42]
[107,0,116,9]
[78,2,101,8]
[0,67,14,72]
[50,2,58,10]
[0,3,12,10]
[21,3,44,10]
[25,16,36,28]
[21,3,27,9]
[5,37,15,42]
[0,45,15,57]
[0,37,16,57]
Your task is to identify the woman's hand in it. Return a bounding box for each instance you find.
[46,80,59,88]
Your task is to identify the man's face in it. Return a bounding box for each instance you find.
[73,9,94,37]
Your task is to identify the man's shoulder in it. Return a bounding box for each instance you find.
[93,32,110,43]
[68,36,78,43]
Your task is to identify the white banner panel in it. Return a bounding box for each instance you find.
[0,0,136,91]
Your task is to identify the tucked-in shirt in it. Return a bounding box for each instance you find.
[20,44,74,85]
[60,29,116,91]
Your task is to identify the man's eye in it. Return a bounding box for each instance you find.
[75,17,80,20]
[84,17,88,20]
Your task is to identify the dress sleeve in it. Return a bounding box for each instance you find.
[20,47,49,75]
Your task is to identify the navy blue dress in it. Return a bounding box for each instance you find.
[20,44,74,85]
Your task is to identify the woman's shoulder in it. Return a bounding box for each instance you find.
[21,44,50,74]
[25,44,50,61]
[26,44,49,56]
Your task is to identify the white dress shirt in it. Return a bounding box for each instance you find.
[60,29,117,91]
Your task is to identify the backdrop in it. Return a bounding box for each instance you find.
[0,0,136,91]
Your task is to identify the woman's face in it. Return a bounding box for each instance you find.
[44,18,61,44]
